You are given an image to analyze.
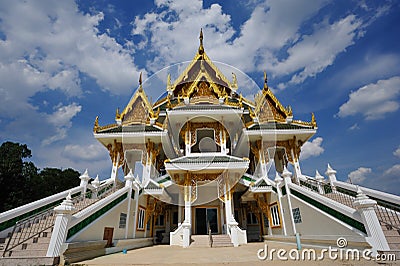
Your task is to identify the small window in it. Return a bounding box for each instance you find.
[292,207,302,224]
[247,212,258,225]
[137,207,146,230]
[155,214,165,227]
[269,203,281,227]
[119,213,127,229]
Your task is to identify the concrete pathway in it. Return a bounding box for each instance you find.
[74,242,395,265]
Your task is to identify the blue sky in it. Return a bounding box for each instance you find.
[0,0,399,195]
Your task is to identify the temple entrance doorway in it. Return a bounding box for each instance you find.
[195,208,218,235]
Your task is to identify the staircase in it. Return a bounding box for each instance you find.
[299,179,400,254]
[211,235,233,247]
[1,184,118,260]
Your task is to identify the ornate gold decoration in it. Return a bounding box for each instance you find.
[149,107,160,119]
[167,73,172,91]
[198,28,204,54]
[254,194,269,218]
[107,139,124,166]
[181,121,227,146]
[115,108,121,120]
[231,72,238,90]
[111,73,153,125]
[93,116,99,132]
[264,71,268,89]
[192,173,220,181]
[145,196,157,227]
[311,112,317,127]
[138,72,143,90]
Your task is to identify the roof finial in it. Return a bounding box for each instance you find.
[198,28,204,54]
[263,71,268,90]
[138,72,143,91]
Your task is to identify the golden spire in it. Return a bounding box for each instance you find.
[311,112,317,127]
[263,71,268,90]
[115,107,121,120]
[93,116,99,132]
[198,28,204,54]
[138,72,143,91]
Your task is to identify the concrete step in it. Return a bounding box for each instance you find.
[2,248,47,257]
[190,235,210,247]
[23,242,50,250]
[382,228,400,236]
[0,256,58,266]
[211,235,233,247]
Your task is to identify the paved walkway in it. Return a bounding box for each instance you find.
[75,242,392,266]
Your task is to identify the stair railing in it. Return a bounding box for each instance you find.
[301,177,400,238]
[2,189,92,257]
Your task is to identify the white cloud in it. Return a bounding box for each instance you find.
[338,76,400,120]
[63,143,106,161]
[348,167,371,184]
[0,0,143,117]
[300,137,324,160]
[383,164,400,177]
[132,0,329,74]
[275,15,363,87]
[394,146,400,158]
[43,103,82,145]
[0,0,145,149]
[349,123,360,130]
[328,53,400,92]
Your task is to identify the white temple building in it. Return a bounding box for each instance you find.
[0,30,399,265]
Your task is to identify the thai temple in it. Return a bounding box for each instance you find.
[0,30,399,265]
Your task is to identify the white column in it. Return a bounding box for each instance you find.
[132,176,140,239]
[178,191,183,224]
[325,164,337,191]
[79,169,90,195]
[353,188,390,255]
[274,172,287,236]
[282,167,297,235]
[185,129,191,155]
[220,200,225,234]
[182,185,191,248]
[110,152,120,184]
[142,152,151,185]
[291,149,302,184]
[46,192,76,257]
[91,175,100,199]
[124,170,134,239]
[315,170,325,194]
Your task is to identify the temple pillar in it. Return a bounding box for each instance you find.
[178,191,183,224]
[182,185,191,248]
[274,173,287,236]
[353,188,390,255]
[325,164,337,191]
[315,170,325,194]
[79,169,90,195]
[185,126,191,156]
[46,192,76,257]
[124,170,134,239]
[110,152,120,185]
[282,167,297,235]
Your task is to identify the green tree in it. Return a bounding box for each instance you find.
[0,141,81,212]
[0,142,33,211]
[29,168,80,200]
